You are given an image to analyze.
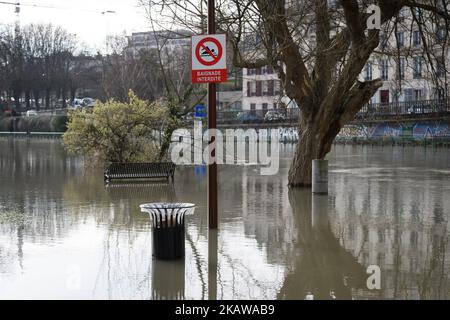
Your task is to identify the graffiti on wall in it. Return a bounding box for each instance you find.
[337,122,450,139]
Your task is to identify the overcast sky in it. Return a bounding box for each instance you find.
[0,0,150,53]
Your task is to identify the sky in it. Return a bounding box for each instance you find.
[0,0,150,53]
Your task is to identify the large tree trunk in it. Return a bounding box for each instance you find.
[288,121,338,187]
[288,79,382,188]
[289,125,320,188]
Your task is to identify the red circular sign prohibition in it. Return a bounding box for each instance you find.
[195,37,223,67]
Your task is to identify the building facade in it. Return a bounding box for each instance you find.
[242,4,450,112]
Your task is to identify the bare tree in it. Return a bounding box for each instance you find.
[0,23,77,111]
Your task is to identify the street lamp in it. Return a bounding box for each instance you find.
[102,10,116,55]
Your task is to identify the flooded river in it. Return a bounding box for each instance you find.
[0,139,449,300]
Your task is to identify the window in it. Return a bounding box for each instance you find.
[436,27,446,44]
[255,67,262,75]
[262,103,268,110]
[413,31,421,47]
[250,81,256,96]
[437,58,446,77]
[396,32,405,48]
[397,58,406,80]
[247,69,253,76]
[413,57,422,79]
[379,34,388,50]
[274,80,282,95]
[434,87,445,101]
[246,81,251,97]
[380,90,390,104]
[250,103,256,114]
[364,63,373,81]
[268,80,275,96]
[415,89,423,101]
[380,60,389,80]
[256,81,262,96]
[404,88,414,102]
[262,81,269,96]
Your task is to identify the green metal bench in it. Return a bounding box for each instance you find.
[104,162,176,183]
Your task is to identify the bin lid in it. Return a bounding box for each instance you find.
[140,203,196,217]
[140,203,195,210]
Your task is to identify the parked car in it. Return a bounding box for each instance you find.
[71,99,84,110]
[26,110,38,117]
[236,112,264,124]
[82,98,96,108]
[407,105,434,114]
[264,110,286,122]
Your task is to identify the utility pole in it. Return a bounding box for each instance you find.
[207,0,218,230]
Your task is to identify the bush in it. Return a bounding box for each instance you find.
[63,91,169,164]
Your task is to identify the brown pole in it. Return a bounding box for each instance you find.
[207,0,218,230]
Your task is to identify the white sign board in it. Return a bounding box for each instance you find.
[191,34,227,83]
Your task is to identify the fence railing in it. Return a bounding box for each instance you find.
[356,99,450,118]
[215,108,300,125]
[214,99,450,125]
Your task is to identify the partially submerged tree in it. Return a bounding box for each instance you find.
[63,91,168,164]
[143,0,450,187]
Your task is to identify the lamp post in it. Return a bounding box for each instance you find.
[102,10,116,55]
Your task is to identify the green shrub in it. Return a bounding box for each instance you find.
[63,91,169,164]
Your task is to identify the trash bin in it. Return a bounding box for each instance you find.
[140,203,195,260]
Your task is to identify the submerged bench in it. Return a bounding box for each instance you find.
[104,162,176,183]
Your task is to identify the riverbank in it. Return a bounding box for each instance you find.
[335,136,450,147]
[0,132,64,139]
[0,115,67,133]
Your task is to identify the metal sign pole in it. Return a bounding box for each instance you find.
[207,0,218,230]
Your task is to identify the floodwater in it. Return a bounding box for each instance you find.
[0,139,450,300]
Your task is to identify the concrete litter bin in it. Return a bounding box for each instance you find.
[140,203,195,260]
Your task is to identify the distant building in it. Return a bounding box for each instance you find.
[217,91,242,111]
[242,65,290,113]
[126,30,192,57]
[242,3,450,113]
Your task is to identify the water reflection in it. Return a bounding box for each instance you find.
[152,260,185,300]
[329,146,450,299]
[277,191,366,300]
[0,140,449,299]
